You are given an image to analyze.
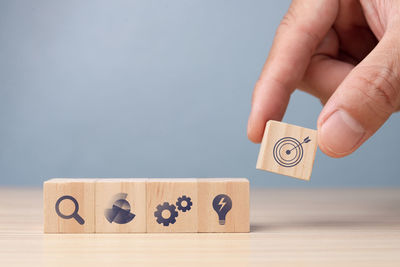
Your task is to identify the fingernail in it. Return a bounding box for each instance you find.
[320,109,365,154]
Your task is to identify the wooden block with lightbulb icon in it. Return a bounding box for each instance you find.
[197,178,250,232]
[43,178,95,233]
[256,120,318,181]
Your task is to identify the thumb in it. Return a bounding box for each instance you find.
[317,29,400,157]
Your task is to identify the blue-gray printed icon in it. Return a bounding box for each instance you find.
[212,194,232,225]
[105,193,136,224]
[55,195,85,225]
[273,136,311,167]
[154,195,193,226]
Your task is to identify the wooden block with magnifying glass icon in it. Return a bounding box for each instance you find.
[197,178,249,233]
[95,179,147,233]
[256,120,318,181]
[43,179,95,233]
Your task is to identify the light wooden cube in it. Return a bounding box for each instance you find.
[95,179,147,233]
[256,120,318,180]
[198,178,249,232]
[44,179,95,233]
[146,179,198,232]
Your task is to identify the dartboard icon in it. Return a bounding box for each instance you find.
[273,136,311,167]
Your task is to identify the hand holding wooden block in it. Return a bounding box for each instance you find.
[256,120,318,180]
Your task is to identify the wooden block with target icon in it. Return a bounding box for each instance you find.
[95,179,147,233]
[256,120,318,181]
[146,179,198,233]
[43,179,95,233]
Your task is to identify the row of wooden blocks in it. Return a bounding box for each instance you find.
[44,178,249,233]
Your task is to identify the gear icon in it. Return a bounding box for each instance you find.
[176,195,192,212]
[154,202,179,226]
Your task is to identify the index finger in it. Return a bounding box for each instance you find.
[248,0,338,143]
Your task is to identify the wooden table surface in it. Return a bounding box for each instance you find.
[0,187,399,266]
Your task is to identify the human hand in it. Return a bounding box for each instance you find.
[247,0,400,157]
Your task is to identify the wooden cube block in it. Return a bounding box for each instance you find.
[95,179,146,233]
[44,179,95,233]
[256,120,318,180]
[198,178,249,232]
[146,179,197,232]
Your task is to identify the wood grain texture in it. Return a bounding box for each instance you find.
[95,179,146,233]
[256,120,318,180]
[2,188,400,266]
[146,179,198,232]
[198,178,249,232]
[43,179,95,233]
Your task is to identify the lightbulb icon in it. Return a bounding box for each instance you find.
[212,194,232,225]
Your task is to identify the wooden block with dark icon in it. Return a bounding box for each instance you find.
[43,179,95,233]
[256,120,318,181]
[95,179,147,233]
[146,179,198,233]
[197,178,249,233]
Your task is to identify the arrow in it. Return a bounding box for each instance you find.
[286,136,311,154]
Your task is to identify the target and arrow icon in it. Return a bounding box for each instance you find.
[273,136,312,167]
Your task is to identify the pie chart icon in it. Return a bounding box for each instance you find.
[105,197,135,224]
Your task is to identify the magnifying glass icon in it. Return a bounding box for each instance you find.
[55,195,85,225]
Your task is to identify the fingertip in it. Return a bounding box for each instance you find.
[247,132,262,144]
[317,131,349,158]
[247,114,263,143]
[317,109,365,158]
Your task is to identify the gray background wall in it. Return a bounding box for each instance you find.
[0,0,399,187]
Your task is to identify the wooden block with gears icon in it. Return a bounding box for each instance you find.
[256,120,318,180]
[146,179,198,232]
[95,179,147,233]
[43,179,95,233]
[198,178,249,232]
